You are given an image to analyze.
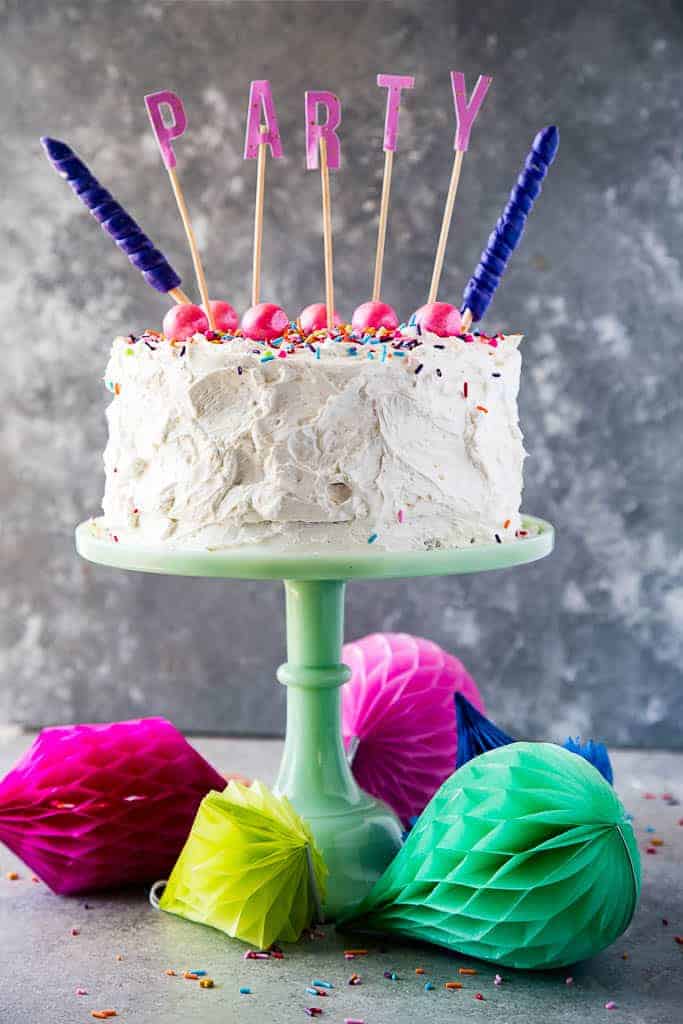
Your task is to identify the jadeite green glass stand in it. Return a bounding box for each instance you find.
[75,515,554,917]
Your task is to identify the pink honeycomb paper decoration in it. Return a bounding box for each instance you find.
[0,718,226,895]
[342,633,484,826]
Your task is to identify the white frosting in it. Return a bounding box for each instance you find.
[101,329,526,551]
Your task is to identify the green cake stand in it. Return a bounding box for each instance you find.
[75,514,554,917]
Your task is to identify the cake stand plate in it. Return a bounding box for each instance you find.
[76,515,554,917]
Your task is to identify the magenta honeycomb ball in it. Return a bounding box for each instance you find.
[342,633,484,825]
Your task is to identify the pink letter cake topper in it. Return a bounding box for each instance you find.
[305,91,341,170]
[377,73,415,152]
[450,71,492,151]
[244,80,284,160]
[145,90,187,169]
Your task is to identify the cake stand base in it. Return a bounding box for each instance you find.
[76,515,554,917]
[275,579,403,916]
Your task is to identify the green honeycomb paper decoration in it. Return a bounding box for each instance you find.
[159,780,327,949]
[338,743,640,969]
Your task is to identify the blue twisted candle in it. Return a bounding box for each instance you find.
[461,125,559,322]
[41,137,182,295]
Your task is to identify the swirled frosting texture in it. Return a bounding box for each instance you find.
[102,331,526,551]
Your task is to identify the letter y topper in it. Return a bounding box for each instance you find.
[450,71,492,151]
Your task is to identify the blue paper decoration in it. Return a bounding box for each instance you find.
[461,125,560,321]
[455,695,614,784]
[563,737,614,784]
[41,137,181,294]
[454,692,515,768]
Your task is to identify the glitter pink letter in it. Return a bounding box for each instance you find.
[145,90,187,169]
[305,91,341,170]
[244,80,284,160]
[377,73,415,152]
[450,72,492,152]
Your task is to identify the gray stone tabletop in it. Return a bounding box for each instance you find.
[0,732,681,1024]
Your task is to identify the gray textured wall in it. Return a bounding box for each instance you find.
[1,0,682,746]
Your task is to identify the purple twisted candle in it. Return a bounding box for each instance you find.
[40,137,182,295]
[461,125,559,322]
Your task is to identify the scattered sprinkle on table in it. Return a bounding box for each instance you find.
[344,949,368,956]
[348,974,361,986]
[414,967,425,975]
[313,979,333,989]
[605,1001,617,1010]
[164,969,177,976]
[305,1008,323,1017]
[239,986,252,994]
[459,967,477,975]
[199,978,214,989]
[71,927,80,936]
[91,1012,117,1020]
[75,988,88,996]
[184,972,201,980]
[475,992,485,1001]
[367,533,378,544]
[445,981,463,990]
[494,974,503,986]
[344,1019,365,1023]
[424,982,435,991]
[565,976,574,985]
[5,871,19,880]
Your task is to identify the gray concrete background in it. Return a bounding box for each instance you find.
[1,732,682,1024]
[1,0,682,743]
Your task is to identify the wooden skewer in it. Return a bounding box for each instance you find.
[319,137,335,330]
[372,149,394,302]
[427,148,465,304]
[169,287,191,305]
[167,166,216,329]
[251,126,268,307]
[461,308,473,331]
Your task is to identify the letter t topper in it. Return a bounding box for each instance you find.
[305,91,342,170]
[377,73,415,152]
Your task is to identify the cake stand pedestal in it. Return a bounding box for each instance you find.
[75,515,554,917]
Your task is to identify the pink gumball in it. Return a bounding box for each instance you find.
[299,302,341,335]
[209,300,239,334]
[413,302,462,338]
[163,303,210,341]
[240,302,290,342]
[351,301,399,333]
[341,633,484,825]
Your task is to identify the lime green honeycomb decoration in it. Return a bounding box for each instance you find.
[339,743,640,969]
[159,780,327,949]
